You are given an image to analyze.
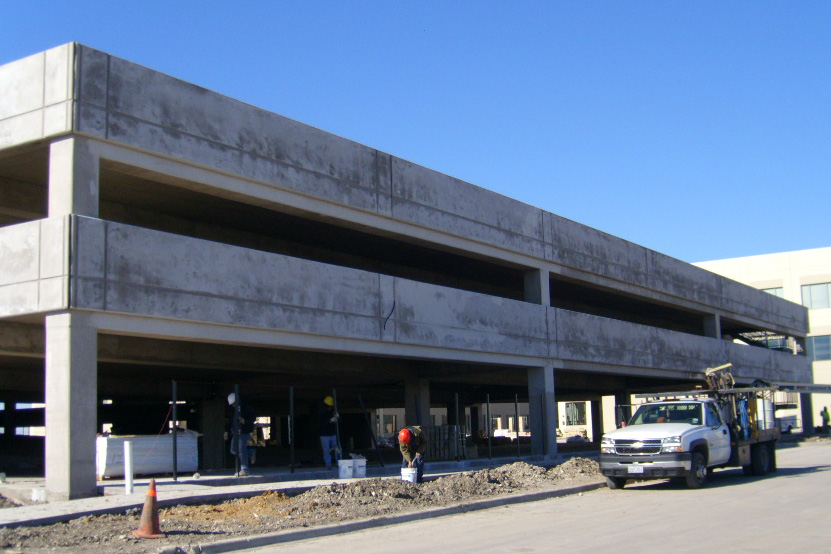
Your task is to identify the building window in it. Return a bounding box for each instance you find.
[379,414,397,436]
[807,336,831,361]
[802,283,831,309]
[490,416,502,431]
[15,427,46,436]
[565,402,587,426]
[763,287,784,298]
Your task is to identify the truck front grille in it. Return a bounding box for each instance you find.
[613,439,662,455]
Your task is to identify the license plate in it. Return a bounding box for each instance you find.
[627,464,644,474]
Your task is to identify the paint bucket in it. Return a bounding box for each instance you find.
[353,458,367,478]
[337,459,354,479]
[401,467,418,483]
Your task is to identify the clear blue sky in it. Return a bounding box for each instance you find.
[2,2,829,263]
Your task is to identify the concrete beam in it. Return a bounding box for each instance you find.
[0,322,44,357]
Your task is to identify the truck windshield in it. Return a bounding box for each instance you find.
[629,403,702,425]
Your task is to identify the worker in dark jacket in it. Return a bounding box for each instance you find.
[226,393,256,477]
[398,426,428,483]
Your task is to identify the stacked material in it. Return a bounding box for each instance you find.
[96,431,199,478]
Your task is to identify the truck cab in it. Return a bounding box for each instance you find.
[600,398,733,489]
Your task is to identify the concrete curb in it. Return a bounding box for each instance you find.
[195,480,607,553]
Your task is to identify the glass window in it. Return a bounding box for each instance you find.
[802,283,831,309]
[807,336,831,361]
[762,287,784,298]
[705,405,721,426]
[565,402,587,426]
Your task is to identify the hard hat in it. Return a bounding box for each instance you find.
[323,396,334,406]
[227,393,236,405]
[398,428,412,445]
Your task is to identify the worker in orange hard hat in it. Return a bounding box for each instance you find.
[398,426,427,483]
[319,395,340,469]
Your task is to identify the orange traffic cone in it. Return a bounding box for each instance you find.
[132,479,166,539]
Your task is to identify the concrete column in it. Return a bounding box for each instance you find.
[614,390,632,427]
[469,406,480,440]
[800,393,814,432]
[48,136,100,217]
[527,365,557,457]
[524,269,550,306]
[45,312,98,500]
[703,314,721,339]
[200,397,226,470]
[404,379,431,427]
[589,398,602,443]
[793,336,806,355]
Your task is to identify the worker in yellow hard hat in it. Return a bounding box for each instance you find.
[398,426,428,483]
[319,395,340,469]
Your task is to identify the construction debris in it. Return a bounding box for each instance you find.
[0,459,601,553]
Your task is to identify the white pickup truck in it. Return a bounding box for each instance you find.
[599,393,779,489]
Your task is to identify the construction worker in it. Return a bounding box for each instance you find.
[821,406,830,434]
[398,426,428,483]
[226,393,255,477]
[319,396,340,469]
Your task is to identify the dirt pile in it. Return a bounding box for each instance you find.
[0,458,601,554]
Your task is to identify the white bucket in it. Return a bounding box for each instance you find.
[353,458,367,478]
[401,467,418,483]
[338,459,354,479]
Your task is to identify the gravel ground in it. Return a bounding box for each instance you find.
[0,458,601,554]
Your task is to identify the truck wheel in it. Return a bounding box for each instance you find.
[752,443,771,476]
[606,476,626,490]
[768,444,777,473]
[685,452,707,489]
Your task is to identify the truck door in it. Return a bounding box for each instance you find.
[705,403,731,465]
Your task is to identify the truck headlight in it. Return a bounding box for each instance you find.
[662,436,682,453]
[601,436,615,454]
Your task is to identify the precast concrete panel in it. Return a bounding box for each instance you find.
[548,214,650,288]
[0,221,41,286]
[0,44,74,149]
[0,219,68,317]
[94,222,382,339]
[391,279,548,357]
[77,50,385,215]
[555,309,655,368]
[649,327,729,372]
[390,157,546,257]
[647,250,726,306]
[727,343,812,384]
[719,276,807,334]
[70,215,106,310]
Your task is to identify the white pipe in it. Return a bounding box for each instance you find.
[124,440,134,495]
